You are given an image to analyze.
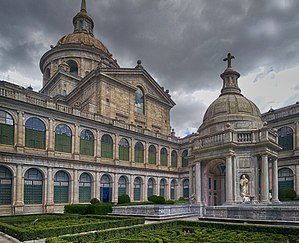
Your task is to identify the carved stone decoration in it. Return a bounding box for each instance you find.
[240,174,249,196]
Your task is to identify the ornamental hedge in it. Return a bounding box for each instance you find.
[46,220,299,243]
[64,203,112,215]
[0,214,144,242]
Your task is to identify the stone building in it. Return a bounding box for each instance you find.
[0,0,295,215]
[263,103,299,195]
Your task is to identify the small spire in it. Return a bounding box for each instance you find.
[220,53,241,96]
[81,0,87,12]
[135,60,144,69]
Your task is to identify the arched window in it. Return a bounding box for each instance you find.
[135,87,144,114]
[160,179,166,197]
[182,150,188,168]
[79,173,92,203]
[54,171,69,203]
[55,124,72,153]
[160,148,168,166]
[25,118,46,149]
[101,134,113,158]
[171,150,178,168]
[100,174,112,202]
[24,168,43,204]
[134,177,142,201]
[278,127,294,151]
[119,138,129,161]
[134,142,144,163]
[183,179,189,198]
[148,145,156,164]
[67,60,78,75]
[0,110,14,145]
[80,129,94,156]
[0,165,12,205]
[147,178,154,199]
[170,179,176,200]
[118,176,127,197]
[278,168,294,190]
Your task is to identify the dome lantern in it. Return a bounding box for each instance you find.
[73,0,94,35]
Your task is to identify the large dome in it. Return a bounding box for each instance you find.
[198,54,263,134]
[202,93,262,125]
[57,32,110,55]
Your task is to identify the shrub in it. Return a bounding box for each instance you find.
[165,200,175,204]
[118,194,131,204]
[278,188,297,201]
[178,197,185,202]
[148,195,165,204]
[90,198,100,204]
[64,204,112,215]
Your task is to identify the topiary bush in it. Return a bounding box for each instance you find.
[278,188,297,201]
[118,194,131,204]
[90,198,100,204]
[165,200,175,204]
[148,195,165,204]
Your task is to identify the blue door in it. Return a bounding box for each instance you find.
[102,187,110,202]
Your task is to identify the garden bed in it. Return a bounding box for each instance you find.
[46,220,299,243]
[0,214,144,241]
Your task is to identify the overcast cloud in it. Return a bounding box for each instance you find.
[0,0,298,137]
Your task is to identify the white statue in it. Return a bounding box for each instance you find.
[240,174,249,196]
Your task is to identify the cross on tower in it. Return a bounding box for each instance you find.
[223,53,235,69]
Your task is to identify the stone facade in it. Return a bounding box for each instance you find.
[0,1,296,216]
[263,102,299,195]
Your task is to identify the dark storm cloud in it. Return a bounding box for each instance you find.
[0,0,298,134]
[1,0,299,89]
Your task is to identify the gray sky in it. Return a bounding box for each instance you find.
[0,0,298,137]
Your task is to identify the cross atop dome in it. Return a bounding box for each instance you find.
[220,53,241,96]
[223,53,235,69]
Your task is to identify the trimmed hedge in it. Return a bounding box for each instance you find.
[46,220,299,243]
[64,203,112,215]
[148,195,166,204]
[0,214,144,242]
[279,188,297,201]
[118,194,130,204]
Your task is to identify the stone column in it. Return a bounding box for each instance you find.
[225,155,234,204]
[16,111,24,152]
[95,172,100,199]
[143,175,148,201]
[167,147,171,168]
[130,175,134,201]
[271,158,280,203]
[14,164,24,214]
[130,138,135,164]
[114,134,119,161]
[96,130,101,162]
[113,174,118,203]
[73,170,79,204]
[157,145,161,168]
[189,166,193,197]
[296,165,299,195]
[165,178,170,200]
[195,161,203,204]
[261,154,270,203]
[73,124,80,160]
[144,142,148,167]
[295,121,299,149]
[46,167,54,212]
[47,118,54,156]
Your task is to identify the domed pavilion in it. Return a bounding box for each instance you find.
[189,53,281,206]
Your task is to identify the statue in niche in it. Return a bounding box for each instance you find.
[240,174,249,196]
